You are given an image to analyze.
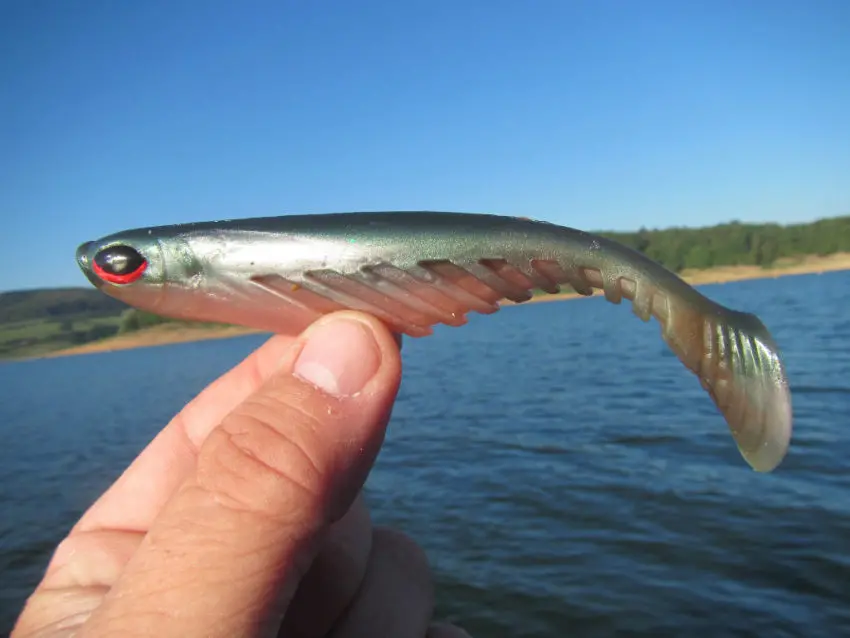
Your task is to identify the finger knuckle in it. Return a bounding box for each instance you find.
[195,390,331,522]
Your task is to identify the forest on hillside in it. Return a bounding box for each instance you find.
[599,215,850,272]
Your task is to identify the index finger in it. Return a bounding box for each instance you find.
[73,333,298,534]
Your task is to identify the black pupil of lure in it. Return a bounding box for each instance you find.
[93,245,145,276]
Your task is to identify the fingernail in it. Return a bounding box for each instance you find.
[294,318,381,397]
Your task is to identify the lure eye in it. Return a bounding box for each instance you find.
[92,245,147,284]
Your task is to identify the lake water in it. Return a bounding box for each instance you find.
[1,272,848,636]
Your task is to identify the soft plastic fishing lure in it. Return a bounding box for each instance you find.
[76,211,792,472]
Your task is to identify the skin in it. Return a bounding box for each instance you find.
[13,311,471,638]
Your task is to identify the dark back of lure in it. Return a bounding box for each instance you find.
[76,211,793,472]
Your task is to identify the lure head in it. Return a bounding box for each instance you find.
[76,231,171,313]
[75,227,218,322]
[76,225,322,333]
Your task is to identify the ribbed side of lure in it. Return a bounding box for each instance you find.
[76,211,793,472]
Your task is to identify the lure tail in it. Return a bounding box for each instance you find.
[655,301,792,473]
[534,253,792,473]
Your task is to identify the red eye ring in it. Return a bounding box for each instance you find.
[92,245,148,285]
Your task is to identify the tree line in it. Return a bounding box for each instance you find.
[599,215,850,273]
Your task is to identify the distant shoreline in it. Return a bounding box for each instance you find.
[28,252,850,360]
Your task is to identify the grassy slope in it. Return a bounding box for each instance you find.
[0,288,126,359]
[0,287,125,323]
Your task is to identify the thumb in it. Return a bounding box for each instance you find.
[79,312,402,638]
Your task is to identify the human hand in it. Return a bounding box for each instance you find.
[13,311,470,637]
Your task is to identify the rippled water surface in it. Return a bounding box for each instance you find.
[2,272,849,636]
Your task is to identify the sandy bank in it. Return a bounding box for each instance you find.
[44,324,263,358]
[40,252,850,358]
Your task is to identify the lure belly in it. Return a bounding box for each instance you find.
[75,211,793,472]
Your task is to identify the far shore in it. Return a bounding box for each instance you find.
[33,252,850,360]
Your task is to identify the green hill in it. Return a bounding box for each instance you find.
[0,288,128,359]
[0,287,126,324]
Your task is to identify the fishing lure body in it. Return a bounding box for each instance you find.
[76,211,792,472]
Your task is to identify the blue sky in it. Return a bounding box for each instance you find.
[2,0,848,291]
